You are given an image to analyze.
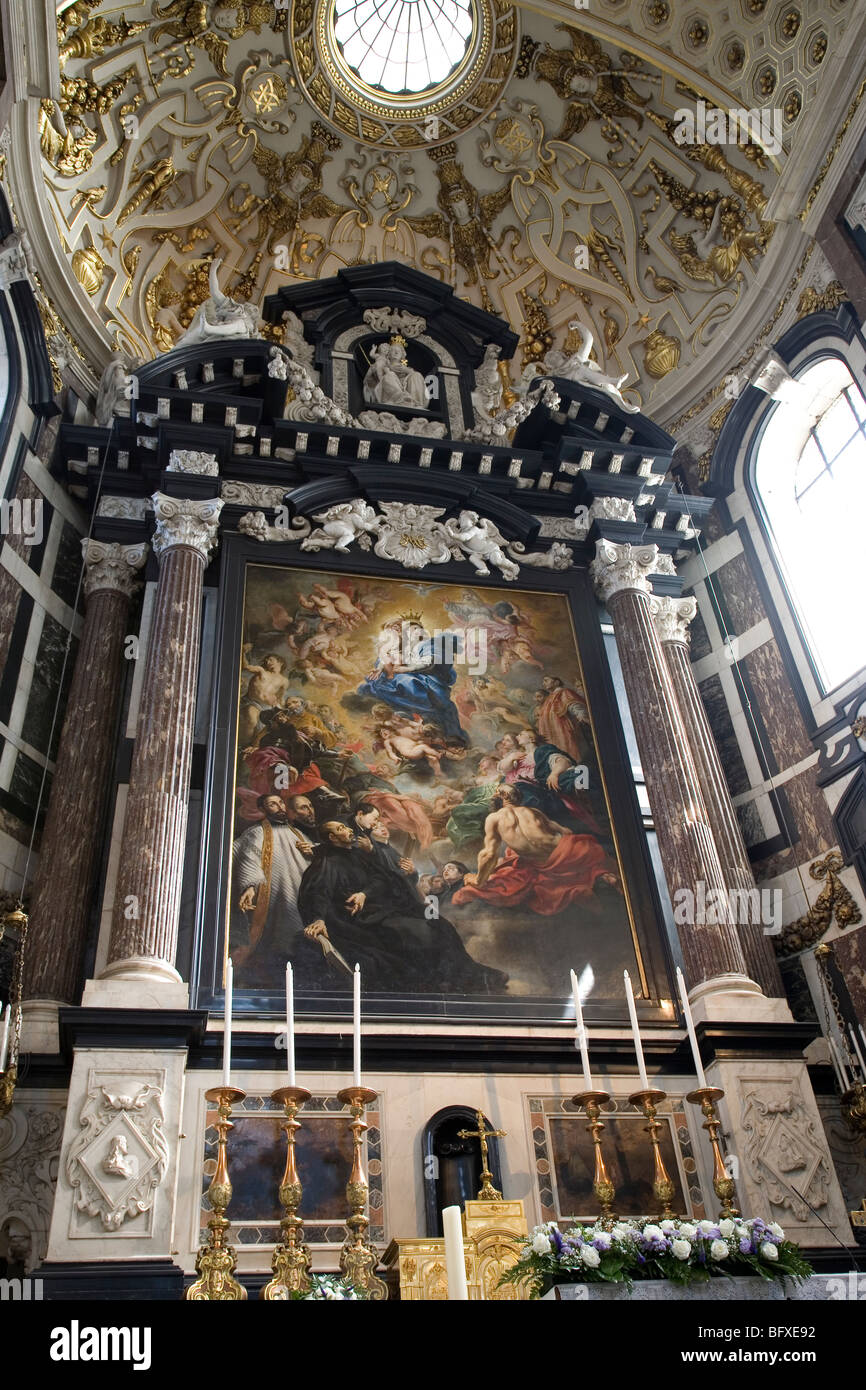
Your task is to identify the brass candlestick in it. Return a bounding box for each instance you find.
[186,1086,247,1301]
[687,1085,738,1220]
[337,1085,387,1300]
[574,1090,617,1225]
[629,1088,676,1219]
[841,1080,866,1137]
[261,1085,313,1300]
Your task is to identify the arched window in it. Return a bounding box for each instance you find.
[753,356,866,693]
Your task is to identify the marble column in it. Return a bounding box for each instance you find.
[652,596,785,999]
[591,540,757,994]
[22,542,147,1043]
[99,494,222,993]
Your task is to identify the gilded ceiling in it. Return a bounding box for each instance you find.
[9,0,863,421]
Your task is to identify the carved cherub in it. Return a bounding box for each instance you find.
[444,511,520,581]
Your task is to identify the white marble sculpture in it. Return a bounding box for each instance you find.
[443,511,520,580]
[363,340,429,409]
[470,343,503,423]
[300,499,382,553]
[94,354,134,427]
[176,258,260,346]
[543,320,641,413]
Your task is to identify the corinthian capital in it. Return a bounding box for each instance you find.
[151,494,223,564]
[82,540,148,599]
[590,539,659,603]
[650,595,698,646]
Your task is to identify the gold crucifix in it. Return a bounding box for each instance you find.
[457,1110,506,1201]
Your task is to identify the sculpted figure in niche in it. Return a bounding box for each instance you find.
[363,337,429,410]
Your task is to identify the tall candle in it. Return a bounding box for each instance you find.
[624,970,649,1091]
[222,957,233,1088]
[442,1205,469,1300]
[353,962,361,1089]
[570,968,592,1091]
[286,962,295,1086]
[676,967,707,1089]
[848,1025,866,1080]
[828,1035,850,1091]
[0,1004,9,1073]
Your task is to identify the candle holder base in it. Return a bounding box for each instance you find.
[574,1089,616,1226]
[629,1088,677,1220]
[186,1087,247,1301]
[686,1085,738,1220]
[337,1086,387,1301]
[262,1085,313,1301]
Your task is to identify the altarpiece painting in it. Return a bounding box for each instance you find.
[208,557,663,1019]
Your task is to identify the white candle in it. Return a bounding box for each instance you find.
[353,963,361,1089]
[624,970,649,1091]
[850,1024,866,1080]
[676,967,707,1090]
[222,957,233,1088]
[286,962,295,1086]
[860,1024,866,1062]
[828,1035,850,1091]
[442,1205,469,1300]
[0,1004,9,1073]
[570,968,592,1091]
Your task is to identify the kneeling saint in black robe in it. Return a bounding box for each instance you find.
[298,822,507,995]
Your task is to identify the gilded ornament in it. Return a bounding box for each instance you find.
[796,280,846,319]
[774,851,862,956]
[71,246,105,296]
[642,324,681,378]
[117,157,179,225]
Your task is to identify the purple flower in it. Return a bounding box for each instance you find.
[739,1237,752,1255]
[551,1227,564,1255]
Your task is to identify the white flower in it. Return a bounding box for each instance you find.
[710,1239,729,1261]
[660,1219,678,1232]
[532,1232,552,1255]
[643,1224,664,1241]
[760,1242,779,1261]
[593,1232,612,1251]
[612,1222,632,1240]
[580,1245,601,1268]
[679,1223,697,1239]
[671,1239,691,1261]
[719,1219,735,1238]
[699,1220,717,1235]
[769,1223,784,1239]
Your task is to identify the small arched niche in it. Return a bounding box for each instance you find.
[422,1105,503,1238]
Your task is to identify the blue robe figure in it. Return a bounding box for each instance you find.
[357,625,467,743]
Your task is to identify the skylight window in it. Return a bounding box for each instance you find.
[332,0,474,95]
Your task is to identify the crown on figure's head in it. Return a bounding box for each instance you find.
[399,610,423,625]
[390,333,407,347]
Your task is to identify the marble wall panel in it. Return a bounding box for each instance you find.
[742,639,813,769]
[714,552,767,636]
[831,924,866,1023]
[20,614,77,762]
[698,673,751,796]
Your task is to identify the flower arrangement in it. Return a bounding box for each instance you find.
[499,1217,813,1298]
[288,1273,368,1300]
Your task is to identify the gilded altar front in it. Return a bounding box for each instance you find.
[383,1199,531,1301]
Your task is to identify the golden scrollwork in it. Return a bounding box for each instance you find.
[117,158,179,226]
[774,851,863,957]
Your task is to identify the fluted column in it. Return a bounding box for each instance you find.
[102,494,222,984]
[591,540,757,992]
[23,542,147,1007]
[652,597,784,998]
